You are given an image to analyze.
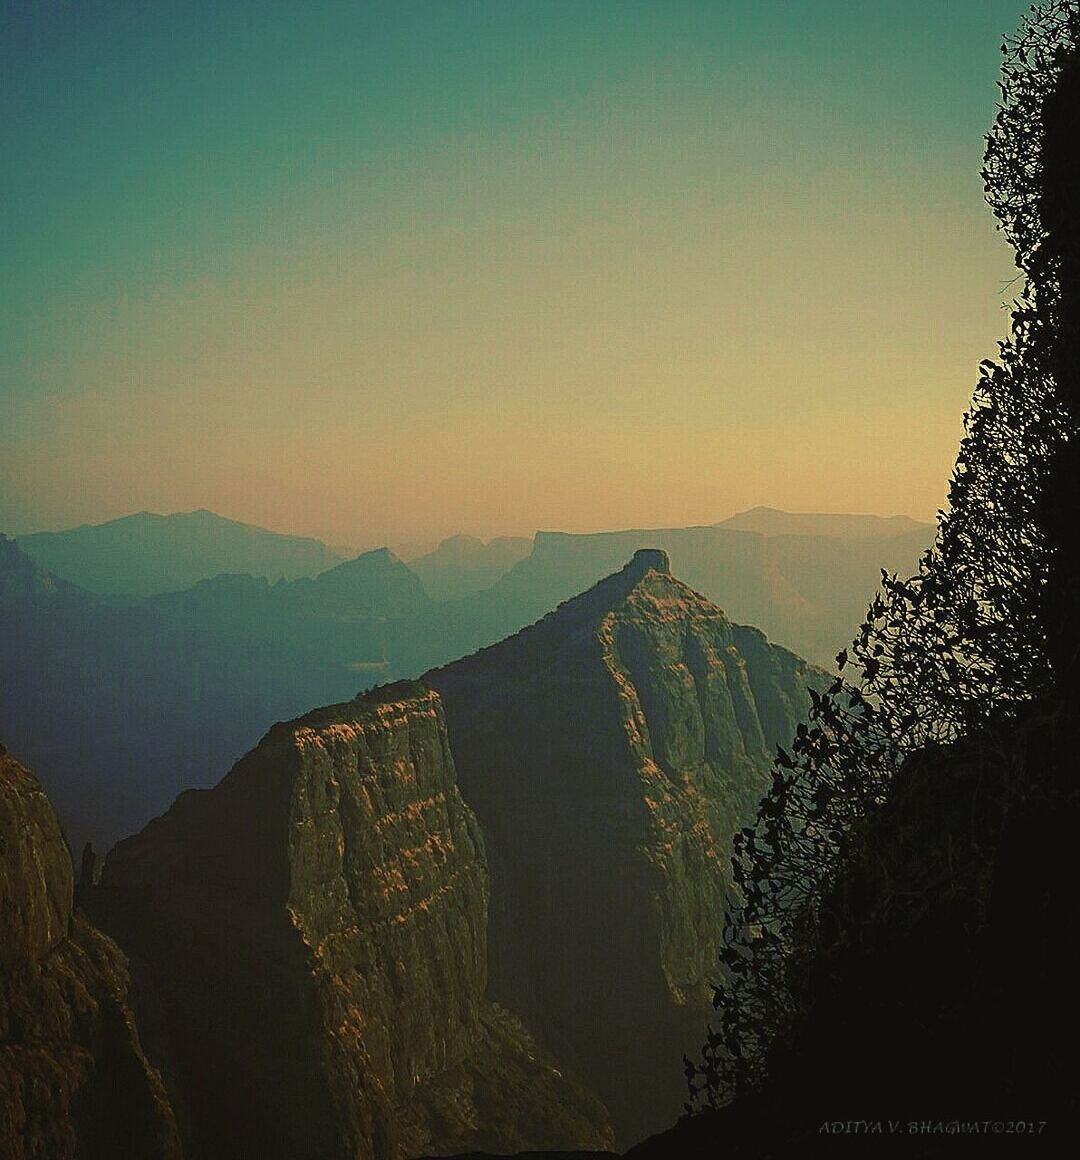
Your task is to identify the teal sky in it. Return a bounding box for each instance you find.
[1,1,1028,547]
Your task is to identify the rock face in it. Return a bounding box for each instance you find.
[427,551,827,1145]
[91,683,611,1160]
[0,744,182,1160]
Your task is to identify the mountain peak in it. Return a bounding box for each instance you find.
[426,554,825,1141]
[626,547,670,577]
[325,545,403,572]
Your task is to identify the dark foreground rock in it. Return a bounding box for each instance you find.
[624,698,1080,1157]
[0,744,182,1160]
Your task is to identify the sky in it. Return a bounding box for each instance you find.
[1,0,1029,548]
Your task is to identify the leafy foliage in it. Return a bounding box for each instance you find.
[688,0,1080,1108]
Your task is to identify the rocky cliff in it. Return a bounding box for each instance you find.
[90,682,611,1160]
[0,744,182,1160]
[426,551,827,1145]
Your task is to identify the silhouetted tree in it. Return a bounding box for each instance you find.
[689,0,1080,1109]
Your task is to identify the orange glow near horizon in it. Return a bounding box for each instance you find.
[2,2,1025,548]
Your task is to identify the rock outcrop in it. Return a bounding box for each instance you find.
[0,744,182,1160]
[427,551,827,1145]
[90,683,611,1160]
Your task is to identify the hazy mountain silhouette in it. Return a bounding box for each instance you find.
[0,537,429,852]
[410,519,932,672]
[145,546,429,631]
[717,506,931,540]
[16,509,344,597]
[409,534,532,600]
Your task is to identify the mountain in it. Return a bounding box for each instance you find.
[1,511,919,854]
[717,506,932,540]
[293,546,430,616]
[16,509,344,597]
[412,520,933,672]
[408,535,533,601]
[5,547,823,1152]
[0,537,430,854]
[145,547,428,642]
[88,683,613,1160]
[426,550,828,1145]
[0,744,182,1159]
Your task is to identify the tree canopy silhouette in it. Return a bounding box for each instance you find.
[688,0,1080,1109]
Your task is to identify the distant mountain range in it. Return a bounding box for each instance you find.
[12,507,932,615]
[2,507,934,850]
[17,510,345,596]
[407,533,532,600]
[0,536,430,852]
[404,517,933,673]
[717,505,930,539]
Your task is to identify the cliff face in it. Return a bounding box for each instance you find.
[91,683,611,1160]
[0,745,182,1160]
[426,551,826,1145]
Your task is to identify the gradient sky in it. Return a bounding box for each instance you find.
[1,1,1029,548]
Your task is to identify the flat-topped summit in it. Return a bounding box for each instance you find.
[626,546,671,576]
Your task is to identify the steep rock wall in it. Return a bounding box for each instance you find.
[0,745,182,1160]
[92,683,610,1159]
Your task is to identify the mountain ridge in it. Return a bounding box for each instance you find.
[16,509,345,597]
[716,506,932,539]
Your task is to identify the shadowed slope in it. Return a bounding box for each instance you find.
[0,745,182,1160]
